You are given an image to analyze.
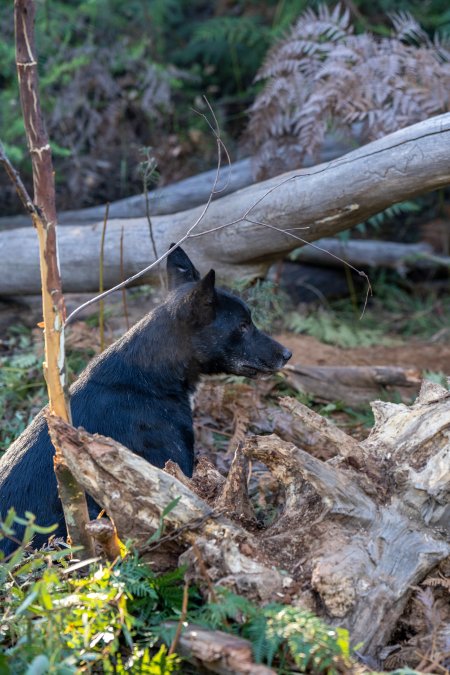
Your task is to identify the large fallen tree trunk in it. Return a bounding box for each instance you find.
[292,238,450,273]
[46,378,450,662]
[0,134,352,230]
[1,114,449,295]
[0,159,252,230]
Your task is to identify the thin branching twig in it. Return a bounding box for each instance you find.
[119,225,130,331]
[168,579,190,656]
[65,97,230,325]
[99,203,109,352]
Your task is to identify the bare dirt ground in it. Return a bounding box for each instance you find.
[276,333,450,374]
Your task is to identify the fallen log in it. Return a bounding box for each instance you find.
[1,114,449,295]
[163,623,277,675]
[46,378,450,664]
[292,238,450,273]
[283,363,421,406]
[0,159,252,231]
[0,134,352,231]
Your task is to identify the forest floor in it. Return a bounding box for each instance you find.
[1,276,449,673]
[278,332,450,373]
[1,279,449,455]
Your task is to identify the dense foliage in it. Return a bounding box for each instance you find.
[0,516,357,674]
[248,4,450,177]
[1,0,449,211]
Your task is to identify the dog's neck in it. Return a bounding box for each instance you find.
[104,307,203,393]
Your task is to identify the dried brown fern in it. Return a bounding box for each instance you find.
[227,407,251,456]
[248,4,450,179]
[422,574,450,590]
[47,46,186,206]
[193,379,264,466]
[382,585,450,672]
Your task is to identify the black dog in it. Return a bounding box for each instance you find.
[0,247,291,552]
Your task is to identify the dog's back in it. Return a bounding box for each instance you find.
[0,247,291,551]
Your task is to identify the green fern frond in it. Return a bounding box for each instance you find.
[287,310,393,348]
[265,605,351,671]
[363,200,422,230]
[196,590,353,672]
[193,16,268,51]
[8,354,38,370]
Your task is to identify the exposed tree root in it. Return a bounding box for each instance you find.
[47,378,450,660]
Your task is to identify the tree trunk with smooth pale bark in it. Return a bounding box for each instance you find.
[0,114,449,296]
[0,134,353,230]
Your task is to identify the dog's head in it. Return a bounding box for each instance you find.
[166,245,292,378]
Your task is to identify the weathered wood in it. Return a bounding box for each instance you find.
[0,159,252,230]
[0,134,352,231]
[163,622,277,675]
[293,238,450,273]
[215,444,256,524]
[279,397,366,460]
[45,380,450,662]
[283,364,421,406]
[245,434,375,522]
[47,416,293,600]
[0,114,449,295]
[245,387,450,657]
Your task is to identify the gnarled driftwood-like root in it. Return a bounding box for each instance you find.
[47,380,450,660]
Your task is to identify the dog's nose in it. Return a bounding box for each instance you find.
[282,347,292,363]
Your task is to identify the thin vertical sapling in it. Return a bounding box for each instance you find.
[1,0,94,555]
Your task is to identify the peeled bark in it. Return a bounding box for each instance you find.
[0,114,449,295]
[46,379,450,662]
[11,0,93,556]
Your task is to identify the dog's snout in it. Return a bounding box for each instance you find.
[281,347,292,363]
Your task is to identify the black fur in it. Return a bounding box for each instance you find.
[0,247,291,552]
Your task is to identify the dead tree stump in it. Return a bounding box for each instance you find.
[47,378,450,659]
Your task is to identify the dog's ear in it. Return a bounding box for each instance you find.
[176,269,216,326]
[167,244,201,290]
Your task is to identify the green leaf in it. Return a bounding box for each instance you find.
[161,496,181,519]
[25,655,50,675]
[14,590,39,616]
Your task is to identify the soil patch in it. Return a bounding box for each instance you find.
[276,333,450,374]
